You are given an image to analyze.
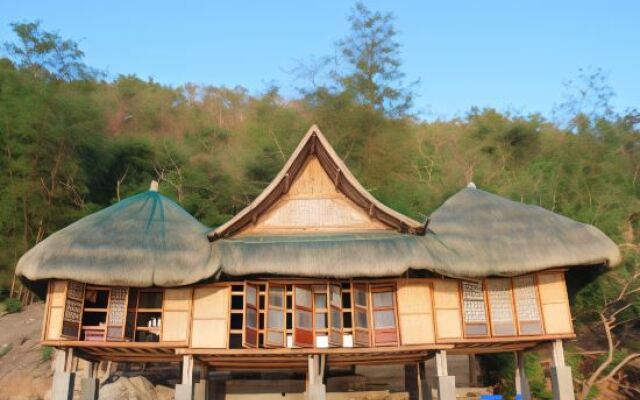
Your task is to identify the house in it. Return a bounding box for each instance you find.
[16,126,621,400]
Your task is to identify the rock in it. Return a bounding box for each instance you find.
[155,385,174,400]
[100,376,158,400]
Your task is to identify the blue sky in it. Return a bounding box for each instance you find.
[1,1,638,120]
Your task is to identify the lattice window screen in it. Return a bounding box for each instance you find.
[486,279,516,336]
[461,281,488,336]
[513,275,543,335]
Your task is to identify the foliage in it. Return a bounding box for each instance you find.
[4,298,22,313]
[0,343,12,358]
[41,346,53,361]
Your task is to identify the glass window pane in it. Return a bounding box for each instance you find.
[355,288,367,307]
[315,312,327,329]
[331,309,342,329]
[373,310,395,328]
[266,330,284,346]
[246,285,257,305]
[247,308,257,328]
[331,286,341,307]
[269,287,284,307]
[372,291,393,308]
[296,310,312,329]
[268,310,284,329]
[295,287,312,308]
[314,294,327,309]
[356,309,368,328]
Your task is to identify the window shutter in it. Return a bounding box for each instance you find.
[243,282,259,348]
[371,284,398,347]
[461,281,489,337]
[106,287,129,341]
[513,275,544,335]
[486,279,516,336]
[352,283,371,347]
[265,283,286,347]
[328,284,343,347]
[293,285,314,347]
[61,281,85,340]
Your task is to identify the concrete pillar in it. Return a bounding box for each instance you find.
[176,355,194,400]
[468,354,478,386]
[52,349,75,400]
[433,350,456,400]
[550,340,575,400]
[514,351,531,400]
[79,360,99,400]
[306,354,326,400]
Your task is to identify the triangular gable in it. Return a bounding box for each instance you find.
[209,125,426,240]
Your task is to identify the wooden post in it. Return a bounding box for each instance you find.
[194,364,208,400]
[176,355,194,400]
[405,363,420,400]
[433,350,455,400]
[514,351,531,400]
[419,361,431,400]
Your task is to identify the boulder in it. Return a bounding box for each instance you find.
[99,376,174,400]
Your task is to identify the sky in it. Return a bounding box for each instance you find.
[1,1,638,120]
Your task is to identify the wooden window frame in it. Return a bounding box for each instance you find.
[369,283,399,347]
[265,282,287,348]
[351,282,371,347]
[485,278,517,337]
[328,283,343,347]
[460,280,490,338]
[243,282,260,348]
[514,274,545,336]
[293,284,314,348]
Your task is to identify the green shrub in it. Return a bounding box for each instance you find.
[4,298,22,313]
[41,346,53,361]
[0,344,12,358]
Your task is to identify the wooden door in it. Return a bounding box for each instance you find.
[328,284,343,347]
[293,285,314,347]
[243,282,259,348]
[352,283,370,347]
[265,283,286,347]
[370,284,398,347]
[61,281,85,339]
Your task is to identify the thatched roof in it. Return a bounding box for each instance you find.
[16,188,218,289]
[209,188,620,279]
[209,125,426,239]
[15,125,622,290]
[424,187,621,276]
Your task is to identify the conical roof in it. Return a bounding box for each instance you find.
[16,188,218,289]
[425,187,621,277]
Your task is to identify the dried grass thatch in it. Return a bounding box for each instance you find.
[424,187,622,276]
[16,186,621,289]
[211,188,621,279]
[16,190,218,288]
